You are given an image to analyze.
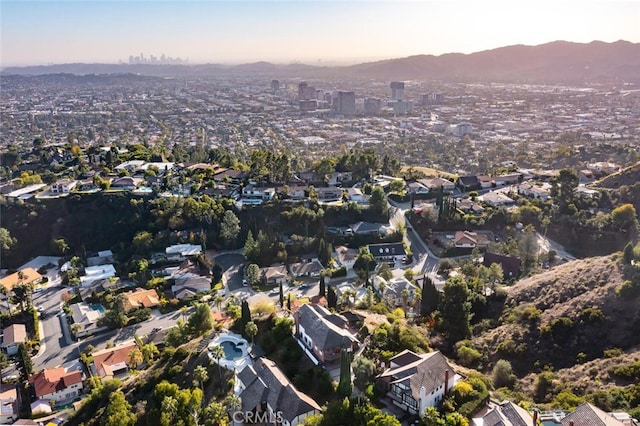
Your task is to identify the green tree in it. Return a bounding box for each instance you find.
[51,237,70,255]
[492,359,516,389]
[220,210,241,248]
[188,303,214,336]
[141,342,159,364]
[550,169,578,215]
[193,364,209,395]
[354,247,376,285]
[518,224,539,267]
[319,273,326,298]
[439,276,472,344]
[337,348,353,397]
[16,342,33,382]
[327,286,338,309]
[244,231,257,262]
[240,300,251,331]
[245,263,260,286]
[420,276,439,316]
[369,186,389,219]
[611,204,639,232]
[12,284,32,311]
[101,390,136,426]
[0,228,16,252]
[245,320,258,344]
[127,348,143,369]
[377,262,393,281]
[132,231,153,254]
[209,344,224,379]
[202,401,229,426]
[318,238,331,267]
[279,281,284,307]
[623,242,635,265]
[353,356,377,391]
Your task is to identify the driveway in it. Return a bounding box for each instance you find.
[213,252,246,292]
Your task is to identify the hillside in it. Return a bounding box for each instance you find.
[591,162,640,189]
[473,255,640,379]
[3,40,640,84]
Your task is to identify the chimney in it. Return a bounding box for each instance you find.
[444,370,449,396]
[533,410,538,424]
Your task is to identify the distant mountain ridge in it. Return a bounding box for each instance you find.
[3,40,640,84]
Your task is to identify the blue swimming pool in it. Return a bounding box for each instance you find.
[90,304,106,314]
[221,341,243,360]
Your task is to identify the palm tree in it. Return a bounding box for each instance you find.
[209,344,224,379]
[193,365,209,397]
[180,306,188,322]
[141,343,159,364]
[340,288,356,308]
[401,288,410,311]
[213,294,224,313]
[225,395,241,413]
[127,348,143,370]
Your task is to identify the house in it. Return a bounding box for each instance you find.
[87,250,114,267]
[494,173,523,186]
[334,246,359,270]
[346,187,365,203]
[453,231,492,248]
[457,198,485,215]
[260,265,290,287]
[377,277,420,309]
[70,302,106,337]
[1,324,27,356]
[293,303,359,364]
[50,178,77,194]
[0,268,42,293]
[327,172,353,186]
[418,177,457,192]
[243,184,276,201]
[110,176,140,190]
[29,367,84,404]
[517,182,551,201]
[473,400,535,426]
[80,264,117,287]
[316,187,343,202]
[483,252,521,279]
[407,181,430,195]
[376,350,461,417]
[120,288,160,313]
[349,221,389,236]
[287,186,308,200]
[236,357,321,426]
[289,260,324,279]
[165,244,202,258]
[586,162,621,176]
[560,402,626,426]
[0,384,18,424]
[203,184,240,200]
[367,243,406,265]
[477,175,494,189]
[480,191,515,207]
[171,259,210,280]
[212,168,248,183]
[457,175,481,192]
[91,341,138,380]
[172,276,211,300]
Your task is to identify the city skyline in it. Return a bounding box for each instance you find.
[2,0,640,67]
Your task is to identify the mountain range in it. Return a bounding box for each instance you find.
[3,40,640,84]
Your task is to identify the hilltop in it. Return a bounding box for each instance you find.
[3,40,640,84]
[472,255,640,385]
[590,161,640,207]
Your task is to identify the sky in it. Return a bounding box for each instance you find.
[1,0,640,66]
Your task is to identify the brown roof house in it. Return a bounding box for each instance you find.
[376,350,461,417]
[260,265,290,287]
[120,288,160,313]
[29,367,84,405]
[0,268,42,293]
[293,303,359,364]
[0,383,18,424]
[91,341,138,380]
[1,324,28,356]
[236,357,321,426]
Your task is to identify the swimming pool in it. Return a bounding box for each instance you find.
[90,304,106,314]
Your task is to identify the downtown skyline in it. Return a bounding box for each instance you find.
[2,0,640,67]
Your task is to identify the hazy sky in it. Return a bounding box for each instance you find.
[2,0,639,66]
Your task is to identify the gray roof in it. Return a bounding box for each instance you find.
[379,350,455,399]
[289,260,324,277]
[561,403,625,426]
[238,358,321,422]
[482,401,534,426]
[297,304,358,351]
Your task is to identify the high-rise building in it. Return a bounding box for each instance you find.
[271,80,280,94]
[364,98,382,115]
[333,91,356,115]
[390,81,405,101]
[298,82,308,101]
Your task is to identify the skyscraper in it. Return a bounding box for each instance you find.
[333,91,356,115]
[390,81,405,101]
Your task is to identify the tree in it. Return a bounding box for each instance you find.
[518,224,539,267]
[353,356,377,391]
[327,286,338,309]
[12,284,32,312]
[202,401,229,426]
[16,342,33,382]
[51,237,70,256]
[209,344,224,379]
[623,242,635,265]
[188,303,214,336]
[286,293,291,311]
[488,262,504,290]
[244,231,257,262]
[225,394,242,413]
[550,169,578,215]
[354,247,376,285]
[127,348,143,369]
[220,210,241,248]
[101,390,136,426]
[318,273,326,298]
[439,276,472,344]
[492,359,516,389]
[337,348,353,397]
[611,204,639,232]
[388,179,405,193]
[278,281,284,307]
[369,186,389,219]
[318,238,331,267]
[245,321,258,344]
[240,300,252,331]
[0,228,16,252]
[377,262,392,281]
[245,263,260,286]
[421,276,439,316]
[132,231,153,254]
[141,343,159,364]
[193,365,209,395]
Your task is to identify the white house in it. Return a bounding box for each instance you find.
[376,350,461,417]
[50,179,77,194]
[70,302,106,337]
[334,246,358,271]
[80,264,117,287]
[29,367,84,404]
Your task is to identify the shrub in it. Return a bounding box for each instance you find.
[611,362,640,381]
[456,345,483,368]
[534,371,555,402]
[603,348,623,358]
[492,360,516,389]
